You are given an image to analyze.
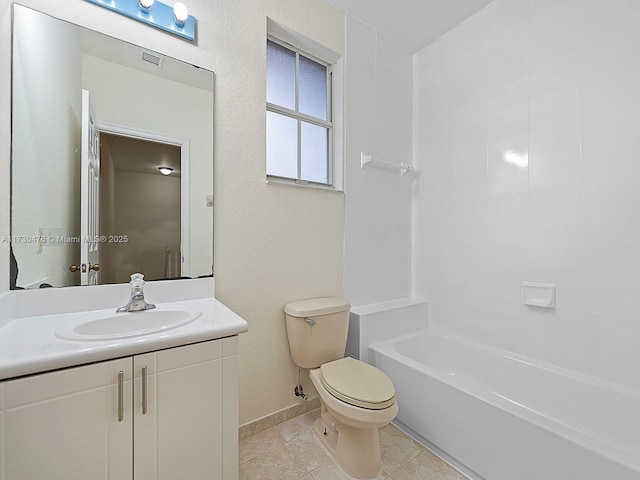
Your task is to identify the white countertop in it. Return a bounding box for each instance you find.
[0,279,248,380]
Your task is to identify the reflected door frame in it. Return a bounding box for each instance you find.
[98,122,191,277]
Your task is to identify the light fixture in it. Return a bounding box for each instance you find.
[139,0,154,13]
[158,167,174,176]
[83,0,196,42]
[173,2,188,27]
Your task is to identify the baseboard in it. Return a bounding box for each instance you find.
[239,397,320,440]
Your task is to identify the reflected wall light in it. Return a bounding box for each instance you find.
[158,167,174,176]
[503,150,528,169]
[84,0,196,42]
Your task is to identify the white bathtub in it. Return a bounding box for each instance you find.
[369,329,640,480]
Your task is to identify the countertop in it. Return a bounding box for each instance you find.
[0,280,248,380]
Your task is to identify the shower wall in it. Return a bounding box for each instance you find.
[413,0,640,388]
[344,14,414,307]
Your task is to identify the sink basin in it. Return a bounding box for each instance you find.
[56,306,201,341]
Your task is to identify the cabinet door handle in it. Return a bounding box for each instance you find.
[142,366,148,415]
[118,370,124,422]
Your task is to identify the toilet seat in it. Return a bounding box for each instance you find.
[320,357,395,410]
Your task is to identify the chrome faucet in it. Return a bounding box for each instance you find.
[117,273,156,312]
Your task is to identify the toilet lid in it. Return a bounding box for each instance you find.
[320,357,396,410]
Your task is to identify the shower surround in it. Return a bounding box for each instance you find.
[347,0,640,478]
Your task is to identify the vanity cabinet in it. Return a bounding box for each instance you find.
[1,357,133,480]
[0,337,239,480]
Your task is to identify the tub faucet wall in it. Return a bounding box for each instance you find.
[412,0,640,389]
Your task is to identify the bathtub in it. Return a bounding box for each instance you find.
[368,329,640,480]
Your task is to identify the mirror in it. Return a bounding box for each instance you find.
[10,5,214,288]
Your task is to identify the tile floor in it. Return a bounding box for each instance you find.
[239,409,469,480]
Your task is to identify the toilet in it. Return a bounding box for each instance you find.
[284,297,397,480]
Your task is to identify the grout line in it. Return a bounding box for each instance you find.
[241,410,467,480]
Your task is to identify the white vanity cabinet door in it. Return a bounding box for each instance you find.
[0,358,133,480]
[133,339,224,480]
[0,337,240,480]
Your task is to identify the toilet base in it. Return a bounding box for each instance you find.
[313,406,383,480]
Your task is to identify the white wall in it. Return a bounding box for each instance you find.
[344,15,413,307]
[0,0,345,425]
[11,5,82,287]
[413,0,640,389]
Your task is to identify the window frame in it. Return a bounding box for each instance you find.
[266,35,335,188]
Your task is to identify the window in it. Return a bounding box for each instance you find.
[266,38,333,187]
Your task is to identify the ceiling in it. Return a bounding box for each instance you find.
[323,0,494,53]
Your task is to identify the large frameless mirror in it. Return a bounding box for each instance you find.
[10,5,214,288]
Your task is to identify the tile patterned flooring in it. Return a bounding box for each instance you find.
[239,409,469,480]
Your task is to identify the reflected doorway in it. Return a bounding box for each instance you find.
[99,132,182,284]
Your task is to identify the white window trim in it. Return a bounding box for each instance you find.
[266,19,344,192]
[266,36,333,187]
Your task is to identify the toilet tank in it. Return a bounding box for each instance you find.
[284,297,351,369]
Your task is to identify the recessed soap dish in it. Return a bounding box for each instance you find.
[522,282,556,309]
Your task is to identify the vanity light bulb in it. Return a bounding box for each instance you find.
[158,167,173,176]
[173,2,189,26]
[139,0,154,13]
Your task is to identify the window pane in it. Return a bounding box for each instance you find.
[299,55,327,120]
[267,40,295,109]
[267,111,298,179]
[301,122,329,184]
